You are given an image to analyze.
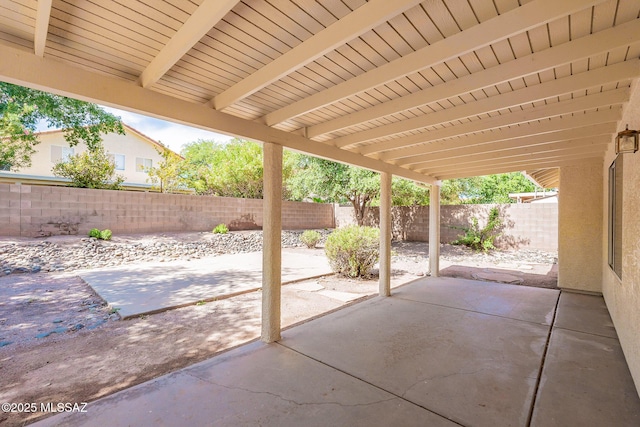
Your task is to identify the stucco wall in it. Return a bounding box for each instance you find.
[557,160,603,292]
[602,81,640,397]
[0,184,334,237]
[0,129,166,186]
[335,203,558,251]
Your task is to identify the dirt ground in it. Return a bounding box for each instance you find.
[0,238,557,426]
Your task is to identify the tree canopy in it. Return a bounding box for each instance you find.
[52,145,124,190]
[0,82,124,170]
[180,138,295,198]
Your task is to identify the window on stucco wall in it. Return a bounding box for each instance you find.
[608,155,623,280]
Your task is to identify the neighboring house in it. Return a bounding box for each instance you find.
[0,124,181,192]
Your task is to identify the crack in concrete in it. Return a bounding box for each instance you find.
[186,372,397,408]
[402,368,487,398]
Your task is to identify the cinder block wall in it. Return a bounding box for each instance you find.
[0,184,335,237]
[335,203,558,251]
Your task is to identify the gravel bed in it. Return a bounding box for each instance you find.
[1,229,556,276]
[0,230,333,275]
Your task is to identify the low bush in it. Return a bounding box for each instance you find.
[452,207,502,252]
[88,228,101,238]
[300,230,321,248]
[99,229,113,241]
[324,225,380,278]
[213,223,229,234]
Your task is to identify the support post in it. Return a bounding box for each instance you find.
[379,172,392,296]
[429,182,441,277]
[261,142,283,343]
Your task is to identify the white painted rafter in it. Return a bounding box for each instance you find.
[407,135,611,170]
[262,0,607,126]
[212,0,424,110]
[332,60,639,149]
[138,0,240,88]
[419,148,607,178]
[389,109,621,164]
[34,0,52,57]
[306,19,640,139]
[430,156,604,180]
[362,89,628,157]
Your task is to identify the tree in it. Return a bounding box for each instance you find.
[457,173,537,204]
[390,177,430,206]
[180,138,295,198]
[288,156,379,225]
[0,82,124,170]
[146,147,186,193]
[52,145,124,189]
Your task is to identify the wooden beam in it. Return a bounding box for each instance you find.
[213,0,423,110]
[332,60,639,148]
[262,0,607,126]
[138,0,239,88]
[361,89,628,157]
[384,108,621,163]
[411,134,613,170]
[34,0,52,57]
[397,121,617,166]
[0,43,436,185]
[306,19,640,139]
[428,153,605,179]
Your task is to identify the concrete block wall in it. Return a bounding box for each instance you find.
[335,203,558,251]
[0,184,334,237]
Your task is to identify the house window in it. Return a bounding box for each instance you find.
[109,154,125,170]
[136,157,152,172]
[51,145,74,163]
[608,156,623,280]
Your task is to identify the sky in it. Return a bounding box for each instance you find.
[101,107,233,153]
[36,106,233,154]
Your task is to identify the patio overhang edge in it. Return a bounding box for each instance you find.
[0,43,436,185]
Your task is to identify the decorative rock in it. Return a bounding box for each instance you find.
[0,341,13,347]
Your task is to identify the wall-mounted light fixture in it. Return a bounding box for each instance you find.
[616,125,639,154]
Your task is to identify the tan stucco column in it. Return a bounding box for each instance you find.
[379,172,392,296]
[429,182,441,277]
[558,160,603,292]
[261,142,282,343]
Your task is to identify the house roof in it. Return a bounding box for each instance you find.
[1,0,638,185]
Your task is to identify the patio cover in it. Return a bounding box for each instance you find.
[0,0,638,185]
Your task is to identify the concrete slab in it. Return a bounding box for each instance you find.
[471,270,524,284]
[80,249,331,319]
[531,328,640,427]
[554,291,617,338]
[281,290,551,427]
[288,282,324,292]
[393,277,559,325]
[317,289,363,302]
[34,341,458,427]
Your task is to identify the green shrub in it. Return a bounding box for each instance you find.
[452,207,502,252]
[325,225,380,278]
[300,230,321,248]
[99,229,113,240]
[213,223,229,234]
[88,228,101,238]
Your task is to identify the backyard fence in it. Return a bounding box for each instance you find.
[0,184,334,237]
[335,203,557,251]
[0,184,557,250]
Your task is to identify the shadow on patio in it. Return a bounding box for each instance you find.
[33,277,640,427]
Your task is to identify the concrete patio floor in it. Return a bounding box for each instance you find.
[34,277,640,427]
[79,248,332,318]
